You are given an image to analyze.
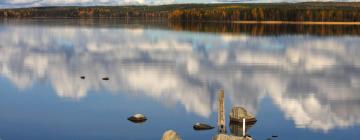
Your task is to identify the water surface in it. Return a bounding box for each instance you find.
[0,19,360,140]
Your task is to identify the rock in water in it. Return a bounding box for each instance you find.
[213,134,253,140]
[102,77,109,80]
[128,114,147,123]
[229,107,257,124]
[80,76,85,79]
[230,122,254,137]
[193,123,214,130]
[162,130,182,140]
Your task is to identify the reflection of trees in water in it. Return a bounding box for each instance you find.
[3,19,360,36]
[168,22,360,36]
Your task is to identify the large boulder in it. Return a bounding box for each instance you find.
[229,107,257,124]
[162,130,182,140]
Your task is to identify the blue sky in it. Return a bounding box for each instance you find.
[0,0,358,8]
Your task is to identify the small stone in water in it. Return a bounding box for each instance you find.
[80,76,85,79]
[102,77,109,80]
[128,113,147,123]
[193,123,214,130]
[272,135,278,138]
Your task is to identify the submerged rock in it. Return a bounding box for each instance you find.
[193,123,214,130]
[80,76,85,79]
[162,130,182,140]
[272,135,278,138]
[229,121,254,137]
[213,134,253,140]
[128,114,147,123]
[229,107,257,124]
[102,77,109,80]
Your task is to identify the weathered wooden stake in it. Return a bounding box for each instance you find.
[218,89,226,133]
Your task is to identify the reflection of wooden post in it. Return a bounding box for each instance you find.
[243,118,246,137]
[218,89,226,133]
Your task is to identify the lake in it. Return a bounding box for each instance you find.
[0,19,359,140]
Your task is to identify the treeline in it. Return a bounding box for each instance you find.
[0,6,169,19]
[1,2,360,22]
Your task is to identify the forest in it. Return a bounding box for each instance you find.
[1,2,360,22]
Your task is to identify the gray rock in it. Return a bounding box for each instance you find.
[162,130,182,140]
[229,107,257,124]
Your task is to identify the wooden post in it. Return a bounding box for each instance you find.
[218,89,226,133]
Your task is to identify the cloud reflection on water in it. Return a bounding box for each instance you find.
[0,24,360,132]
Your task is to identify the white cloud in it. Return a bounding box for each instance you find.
[0,21,360,132]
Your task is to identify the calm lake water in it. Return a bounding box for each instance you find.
[0,19,360,140]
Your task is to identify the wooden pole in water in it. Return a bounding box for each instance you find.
[217,89,226,133]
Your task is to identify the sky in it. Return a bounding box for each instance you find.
[0,0,359,8]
